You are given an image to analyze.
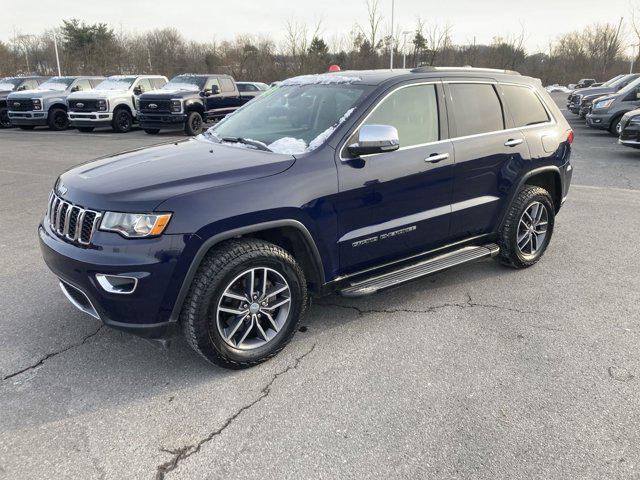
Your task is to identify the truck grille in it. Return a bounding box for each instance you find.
[68,99,98,112]
[47,192,102,245]
[139,99,172,113]
[10,99,34,111]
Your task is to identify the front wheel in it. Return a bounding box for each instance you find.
[112,109,132,133]
[0,107,10,128]
[497,186,555,268]
[47,107,69,131]
[181,239,307,369]
[184,111,204,136]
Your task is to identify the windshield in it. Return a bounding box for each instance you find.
[37,77,75,91]
[0,78,23,91]
[616,77,640,96]
[203,80,370,154]
[163,75,206,92]
[606,75,632,89]
[95,76,137,91]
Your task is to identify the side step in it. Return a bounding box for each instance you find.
[340,243,500,298]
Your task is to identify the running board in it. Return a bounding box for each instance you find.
[340,243,500,298]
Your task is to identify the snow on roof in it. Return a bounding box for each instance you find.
[280,74,361,87]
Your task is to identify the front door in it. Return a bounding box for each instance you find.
[335,81,455,274]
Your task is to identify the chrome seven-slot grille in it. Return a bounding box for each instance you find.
[47,192,101,245]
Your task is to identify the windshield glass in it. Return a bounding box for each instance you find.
[163,75,206,92]
[0,78,23,91]
[95,76,137,91]
[602,75,624,88]
[203,78,370,154]
[37,77,75,91]
[617,77,640,96]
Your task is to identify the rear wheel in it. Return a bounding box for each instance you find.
[184,111,203,136]
[497,186,555,269]
[47,107,69,131]
[0,107,10,128]
[112,109,132,133]
[77,127,94,133]
[144,128,160,135]
[181,239,307,369]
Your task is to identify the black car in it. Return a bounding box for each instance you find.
[618,109,640,148]
[137,74,252,136]
[40,67,573,369]
[0,76,49,128]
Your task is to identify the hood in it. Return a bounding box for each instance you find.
[57,137,296,212]
[573,86,615,98]
[139,89,199,100]
[7,89,68,101]
[67,89,128,100]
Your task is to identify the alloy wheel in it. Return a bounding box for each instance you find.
[54,111,68,129]
[215,267,291,350]
[191,114,202,133]
[517,201,548,258]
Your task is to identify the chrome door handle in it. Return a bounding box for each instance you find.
[504,138,524,147]
[425,153,449,163]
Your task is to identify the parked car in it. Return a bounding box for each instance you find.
[566,74,636,114]
[137,74,252,136]
[589,82,604,88]
[586,76,640,134]
[39,67,573,368]
[66,75,168,133]
[575,78,597,89]
[7,76,104,131]
[236,81,269,100]
[618,108,640,148]
[0,76,49,128]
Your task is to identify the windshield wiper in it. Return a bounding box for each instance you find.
[221,136,272,152]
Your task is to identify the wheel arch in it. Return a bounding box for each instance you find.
[169,220,325,323]
[185,100,205,115]
[113,102,133,115]
[48,102,67,112]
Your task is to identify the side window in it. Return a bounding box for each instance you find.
[73,79,92,92]
[136,79,152,94]
[21,80,38,90]
[205,77,220,92]
[349,83,439,149]
[501,85,550,127]
[152,78,166,89]
[89,78,103,88]
[448,83,504,137]
[220,78,235,93]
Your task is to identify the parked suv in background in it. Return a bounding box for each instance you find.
[586,77,640,134]
[7,76,104,131]
[138,74,252,136]
[39,68,572,368]
[67,75,168,133]
[575,78,596,89]
[567,74,637,115]
[236,81,269,101]
[0,76,49,128]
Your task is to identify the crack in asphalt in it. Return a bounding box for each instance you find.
[154,343,317,480]
[2,324,104,381]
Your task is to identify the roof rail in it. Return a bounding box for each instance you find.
[410,66,521,76]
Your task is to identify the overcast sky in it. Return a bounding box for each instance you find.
[2,0,632,53]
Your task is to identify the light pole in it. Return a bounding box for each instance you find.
[389,0,395,70]
[53,34,61,76]
[630,44,640,74]
[402,30,412,69]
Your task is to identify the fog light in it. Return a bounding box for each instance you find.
[96,274,138,294]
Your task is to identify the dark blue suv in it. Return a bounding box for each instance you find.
[39,68,573,368]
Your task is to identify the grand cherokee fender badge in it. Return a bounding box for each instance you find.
[352,225,416,247]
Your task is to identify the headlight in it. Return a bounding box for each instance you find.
[629,116,640,124]
[170,100,182,113]
[32,99,42,110]
[594,99,614,110]
[100,212,172,238]
[97,99,108,111]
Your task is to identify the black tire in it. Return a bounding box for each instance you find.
[112,109,133,133]
[47,107,69,131]
[144,128,160,135]
[497,186,555,269]
[0,107,11,128]
[609,114,624,136]
[77,127,94,133]
[18,125,35,130]
[181,238,308,369]
[184,111,204,136]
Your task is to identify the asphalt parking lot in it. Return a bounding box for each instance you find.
[1,93,639,479]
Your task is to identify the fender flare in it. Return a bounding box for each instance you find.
[168,219,325,323]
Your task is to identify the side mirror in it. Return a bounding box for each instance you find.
[133,86,142,95]
[17,85,26,91]
[211,85,220,95]
[201,88,212,97]
[71,85,80,92]
[347,124,400,157]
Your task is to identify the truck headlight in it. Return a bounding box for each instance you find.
[97,99,108,111]
[32,99,42,110]
[100,212,172,238]
[594,99,614,110]
[170,100,182,113]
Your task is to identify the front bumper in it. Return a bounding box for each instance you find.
[39,220,189,339]
[138,113,186,130]
[585,112,612,130]
[68,112,113,127]
[8,111,48,125]
[619,123,640,147]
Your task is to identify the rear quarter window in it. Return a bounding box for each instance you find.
[502,85,550,127]
[220,78,235,93]
[448,83,504,137]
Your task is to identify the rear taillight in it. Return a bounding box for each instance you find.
[567,130,574,145]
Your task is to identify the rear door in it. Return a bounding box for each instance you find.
[335,81,455,274]
[444,80,530,240]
